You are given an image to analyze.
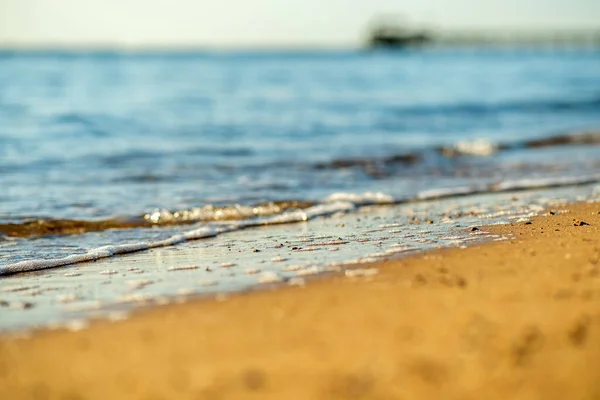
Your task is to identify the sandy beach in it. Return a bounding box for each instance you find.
[1,201,599,399]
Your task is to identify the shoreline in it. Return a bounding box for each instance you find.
[1,201,599,399]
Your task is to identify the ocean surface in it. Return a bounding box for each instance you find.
[1,48,600,330]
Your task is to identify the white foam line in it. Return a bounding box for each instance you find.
[0,202,356,276]
[491,174,600,192]
[324,192,394,205]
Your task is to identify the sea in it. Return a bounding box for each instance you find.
[1,47,600,331]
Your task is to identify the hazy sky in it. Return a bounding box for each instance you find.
[1,0,599,47]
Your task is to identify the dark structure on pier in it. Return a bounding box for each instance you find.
[367,16,431,49]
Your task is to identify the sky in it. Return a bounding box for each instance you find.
[0,0,599,48]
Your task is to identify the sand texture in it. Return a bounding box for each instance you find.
[1,202,600,399]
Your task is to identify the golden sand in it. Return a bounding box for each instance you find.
[1,202,599,399]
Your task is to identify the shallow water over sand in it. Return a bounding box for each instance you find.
[1,185,598,331]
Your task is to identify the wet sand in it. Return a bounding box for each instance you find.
[1,202,600,400]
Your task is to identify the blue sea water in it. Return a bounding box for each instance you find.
[1,47,600,269]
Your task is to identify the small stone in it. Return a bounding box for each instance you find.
[470,227,480,232]
[574,220,590,226]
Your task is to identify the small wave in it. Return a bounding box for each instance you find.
[438,139,498,157]
[316,130,600,175]
[0,218,150,238]
[323,192,395,205]
[3,163,600,241]
[0,201,315,239]
[490,175,600,192]
[386,96,600,118]
[143,200,315,224]
[2,173,600,276]
[521,130,600,149]
[99,146,253,167]
[314,153,420,170]
[439,129,600,157]
[0,202,355,276]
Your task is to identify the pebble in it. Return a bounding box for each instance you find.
[574,220,590,226]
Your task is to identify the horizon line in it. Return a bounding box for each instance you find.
[1,28,599,52]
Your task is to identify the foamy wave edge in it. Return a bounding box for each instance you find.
[2,173,600,276]
[0,201,357,276]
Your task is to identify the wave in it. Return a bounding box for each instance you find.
[0,200,315,238]
[2,127,599,239]
[0,201,355,276]
[2,173,600,276]
[385,96,600,118]
[317,130,600,174]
